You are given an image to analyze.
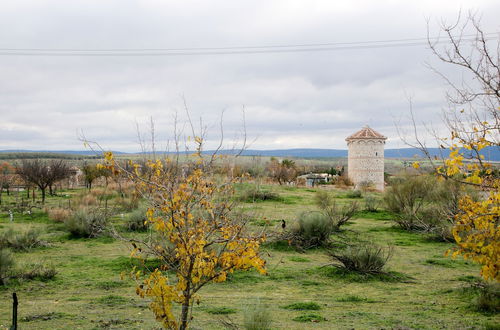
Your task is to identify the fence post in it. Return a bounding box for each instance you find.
[10,292,17,330]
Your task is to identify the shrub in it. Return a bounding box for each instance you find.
[358,180,375,192]
[239,188,281,202]
[384,175,443,231]
[20,262,57,281]
[363,196,379,212]
[0,248,14,285]
[74,193,98,208]
[384,175,467,241]
[64,208,108,238]
[243,300,272,330]
[329,243,392,275]
[289,212,334,249]
[336,174,353,187]
[116,195,140,212]
[0,228,47,251]
[126,207,149,231]
[476,282,500,313]
[384,175,432,214]
[315,191,358,231]
[47,207,72,223]
[345,190,362,198]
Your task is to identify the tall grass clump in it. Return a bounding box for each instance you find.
[315,191,358,231]
[0,228,47,251]
[47,207,72,223]
[126,207,149,231]
[64,208,108,238]
[384,175,472,241]
[243,300,272,330]
[476,282,500,313]
[363,196,379,212]
[0,248,14,285]
[239,187,281,203]
[328,243,392,275]
[290,212,334,249]
[20,262,57,281]
[384,175,446,231]
[344,190,362,198]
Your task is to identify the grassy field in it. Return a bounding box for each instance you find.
[0,184,498,329]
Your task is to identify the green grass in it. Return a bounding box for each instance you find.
[336,295,376,303]
[424,258,457,268]
[288,256,311,262]
[94,295,129,306]
[282,301,321,310]
[292,313,326,322]
[204,306,237,315]
[0,183,497,329]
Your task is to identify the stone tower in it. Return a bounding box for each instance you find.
[346,126,387,191]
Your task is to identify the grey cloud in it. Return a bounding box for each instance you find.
[0,0,498,152]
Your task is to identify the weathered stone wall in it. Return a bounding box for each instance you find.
[347,139,385,191]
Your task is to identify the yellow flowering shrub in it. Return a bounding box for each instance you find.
[439,128,499,282]
[104,140,266,329]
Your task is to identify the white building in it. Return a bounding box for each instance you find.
[346,126,387,191]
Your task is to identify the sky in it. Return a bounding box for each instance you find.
[0,0,499,152]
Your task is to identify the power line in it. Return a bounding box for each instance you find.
[0,34,496,57]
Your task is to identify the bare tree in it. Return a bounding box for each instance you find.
[426,11,499,166]
[0,162,15,205]
[16,159,71,203]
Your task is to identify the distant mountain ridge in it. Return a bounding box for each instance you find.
[0,147,498,161]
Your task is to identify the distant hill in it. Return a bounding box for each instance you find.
[1,147,498,161]
[211,147,500,161]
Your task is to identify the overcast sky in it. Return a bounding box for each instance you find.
[0,0,499,152]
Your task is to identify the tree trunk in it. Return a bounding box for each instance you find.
[41,188,45,204]
[179,298,190,330]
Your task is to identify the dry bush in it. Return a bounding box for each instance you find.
[243,299,272,330]
[89,187,108,198]
[329,243,393,275]
[116,195,140,211]
[0,228,47,251]
[336,175,353,187]
[20,262,57,281]
[0,248,14,285]
[126,206,149,231]
[358,180,376,193]
[476,282,500,313]
[315,191,359,231]
[73,193,98,208]
[384,175,470,241]
[47,207,72,223]
[363,196,379,212]
[286,212,334,249]
[64,208,108,238]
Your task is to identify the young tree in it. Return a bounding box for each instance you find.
[0,162,14,205]
[16,159,71,203]
[102,138,266,329]
[267,158,297,185]
[410,12,499,281]
[81,163,108,190]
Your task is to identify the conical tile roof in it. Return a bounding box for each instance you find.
[346,125,387,141]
